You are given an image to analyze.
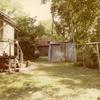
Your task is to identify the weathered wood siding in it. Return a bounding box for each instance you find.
[0,20,3,40]
[66,43,76,62]
[48,42,76,63]
[0,22,14,56]
[3,23,14,41]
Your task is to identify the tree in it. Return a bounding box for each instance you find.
[96,17,100,42]
[0,0,13,11]
[0,0,24,17]
[15,16,46,41]
[15,16,47,59]
[42,0,100,43]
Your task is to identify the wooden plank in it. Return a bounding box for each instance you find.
[77,42,100,46]
[48,43,51,62]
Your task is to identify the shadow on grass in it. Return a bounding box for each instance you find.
[1,56,100,100]
[0,73,42,100]
[0,85,41,100]
[37,62,100,90]
[33,56,49,64]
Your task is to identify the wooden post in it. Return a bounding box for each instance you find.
[82,45,86,66]
[17,42,19,59]
[16,41,24,67]
[8,58,12,73]
[96,43,100,72]
[74,43,77,63]
[48,42,51,63]
[8,40,12,72]
[20,50,23,67]
[9,40,11,56]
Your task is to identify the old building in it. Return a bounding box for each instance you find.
[0,11,23,72]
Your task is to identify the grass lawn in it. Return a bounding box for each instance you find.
[0,57,100,100]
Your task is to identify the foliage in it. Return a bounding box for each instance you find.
[42,0,100,43]
[77,45,98,68]
[19,39,40,60]
[0,0,23,16]
[15,16,46,41]
[41,20,52,35]
[15,16,47,59]
[52,0,100,43]
[0,0,14,11]
[95,17,100,42]
[41,0,49,4]
[50,33,66,42]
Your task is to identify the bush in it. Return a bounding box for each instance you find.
[77,45,98,69]
[19,39,40,60]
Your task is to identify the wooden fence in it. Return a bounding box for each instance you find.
[76,42,100,71]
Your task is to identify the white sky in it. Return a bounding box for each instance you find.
[18,0,51,21]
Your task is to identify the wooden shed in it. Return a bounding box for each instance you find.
[48,42,76,63]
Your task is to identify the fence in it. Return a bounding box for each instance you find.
[76,42,100,71]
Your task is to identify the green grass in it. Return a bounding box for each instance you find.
[33,56,49,63]
[0,57,100,100]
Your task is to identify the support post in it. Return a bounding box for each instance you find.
[20,50,23,67]
[17,42,19,59]
[96,43,100,72]
[74,43,77,63]
[8,40,12,72]
[9,40,11,56]
[8,58,12,73]
[48,42,51,63]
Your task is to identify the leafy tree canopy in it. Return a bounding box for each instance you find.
[0,0,24,17]
[42,0,100,43]
[15,16,47,41]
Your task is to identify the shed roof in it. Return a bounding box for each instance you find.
[36,36,50,46]
[0,11,16,28]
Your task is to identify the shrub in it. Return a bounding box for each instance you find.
[77,45,98,69]
[19,39,39,60]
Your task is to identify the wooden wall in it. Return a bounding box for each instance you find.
[0,22,14,56]
[48,42,76,63]
[0,20,3,40]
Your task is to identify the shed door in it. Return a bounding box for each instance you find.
[66,43,76,62]
[51,44,66,62]
[51,45,62,62]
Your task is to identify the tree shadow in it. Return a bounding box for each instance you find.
[0,73,42,100]
[0,62,100,100]
[0,85,41,100]
[37,63,100,90]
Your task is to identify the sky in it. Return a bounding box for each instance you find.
[18,0,51,21]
